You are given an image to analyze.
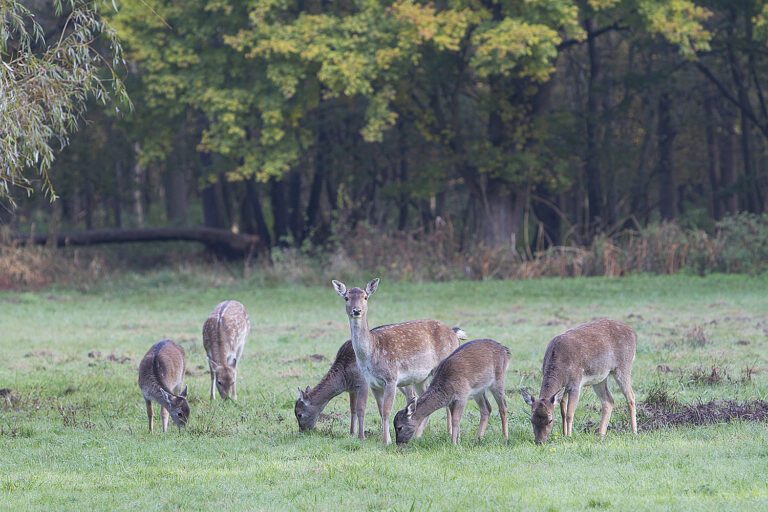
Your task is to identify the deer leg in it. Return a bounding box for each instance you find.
[209,363,216,401]
[356,385,368,440]
[475,394,491,440]
[449,400,466,445]
[490,385,508,441]
[592,380,614,438]
[446,408,452,437]
[565,387,581,436]
[145,400,154,433]
[560,392,568,435]
[380,384,397,445]
[160,406,170,433]
[348,391,357,436]
[613,369,637,434]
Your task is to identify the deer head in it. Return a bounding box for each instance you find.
[521,387,565,444]
[210,359,237,399]
[294,386,320,432]
[393,397,419,445]
[332,278,379,321]
[160,385,190,427]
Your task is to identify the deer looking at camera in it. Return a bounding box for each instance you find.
[394,338,510,445]
[332,278,465,444]
[138,339,190,433]
[203,300,250,400]
[295,339,416,439]
[521,318,637,444]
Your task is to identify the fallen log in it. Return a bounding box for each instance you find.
[12,227,261,257]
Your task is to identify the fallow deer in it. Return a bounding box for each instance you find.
[203,300,250,400]
[138,339,190,433]
[393,338,510,445]
[521,318,637,444]
[295,339,416,439]
[332,278,466,444]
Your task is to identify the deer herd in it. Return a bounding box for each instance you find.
[139,279,638,445]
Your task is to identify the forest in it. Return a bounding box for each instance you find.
[2,0,768,264]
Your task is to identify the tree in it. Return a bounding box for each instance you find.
[0,0,128,208]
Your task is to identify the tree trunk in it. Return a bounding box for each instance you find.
[704,96,722,220]
[657,93,677,221]
[288,169,303,243]
[719,105,739,215]
[164,166,188,225]
[113,160,123,228]
[132,142,144,227]
[245,178,272,247]
[584,16,603,232]
[397,120,409,231]
[479,183,525,248]
[270,177,289,246]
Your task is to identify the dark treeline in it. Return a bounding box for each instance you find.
[6,1,768,254]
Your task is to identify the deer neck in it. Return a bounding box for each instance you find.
[412,387,448,422]
[309,367,346,407]
[539,371,565,401]
[349,315,375,364]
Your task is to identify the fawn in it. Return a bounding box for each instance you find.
[203,300,250,400]
[393,338,510,445]
[332,278,465,444]
[138,339,190,432]
[295,339,417,439]
[521,318,637,444]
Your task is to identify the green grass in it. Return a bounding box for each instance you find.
[1,273,767,511]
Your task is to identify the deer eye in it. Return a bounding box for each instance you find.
[547,419,553,425]
[297,413,303,418]
[344,297,349,302]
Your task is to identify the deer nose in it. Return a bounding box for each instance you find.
[351,308,362,316]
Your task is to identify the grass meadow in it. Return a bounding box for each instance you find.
[1,272,767,511]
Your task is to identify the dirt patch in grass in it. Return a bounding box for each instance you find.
[87,350,133,365]
[280,354,327,364]
[637,385,768,431]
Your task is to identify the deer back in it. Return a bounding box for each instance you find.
[541,318,636,394]
[370,320,460,367]
[429,338,510,398]
[203,300,250,366]
[138,339,186,398]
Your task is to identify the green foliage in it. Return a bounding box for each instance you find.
[716,213,768,274]
[0,0,128,205]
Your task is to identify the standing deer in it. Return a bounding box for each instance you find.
[138,339,190,433]
[203,300,250,400]
[393,338,510,445]
[295,339,416,439]
[332,278,465,444]
[521,318,637,444]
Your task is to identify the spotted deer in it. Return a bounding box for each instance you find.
[138,339,190,433]
[521,318,637,444]
[332,278,466,444]
[295,339,416,439]
[203,300,250,400]
[394,338,510,445]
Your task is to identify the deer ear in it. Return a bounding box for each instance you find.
[331,280,347,297]
[160,388,172,402]
[297,387,305,400]
[550,387,566,405]
[304,386,311,395]
[365,278,380,296]
[520,388,535,406]
[180,385,188,398]
[406,397,417,417]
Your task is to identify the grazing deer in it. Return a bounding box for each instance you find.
[332,278,465,444]
[394,338,510,445]
[203,300,250,400]
[521,318,637,444]
[138,339,190,433]
[295,339,416,439]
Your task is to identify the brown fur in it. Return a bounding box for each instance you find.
[138,340,189,433]
[521,318,637,444]
[332,278,463,444]
[295,339,417,439]
[394,339,510,445]
[202,300,250,400]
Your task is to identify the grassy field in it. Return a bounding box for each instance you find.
[1,272,767,511]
